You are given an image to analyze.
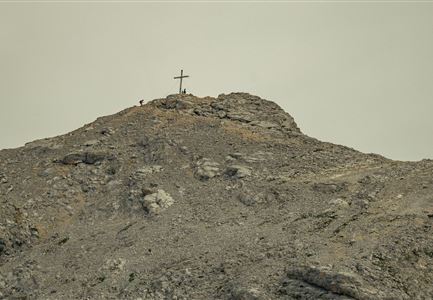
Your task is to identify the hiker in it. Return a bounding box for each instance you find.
[183,88,187,94]
[139,99,144,106]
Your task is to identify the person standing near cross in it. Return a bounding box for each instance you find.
[174,69,189,94]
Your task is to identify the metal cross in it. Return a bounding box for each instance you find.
[173,69,189,94]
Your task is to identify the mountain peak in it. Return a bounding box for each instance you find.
[1,93,432,299]
[148,92,301,134]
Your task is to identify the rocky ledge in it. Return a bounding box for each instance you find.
[150,92,300,134]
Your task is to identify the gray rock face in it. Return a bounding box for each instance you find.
[0,93,432,299]
[150,92,301,135]
[249,120,279,129]
[24,138,63,150]
[59,151,107,165]
[282,265,403,300]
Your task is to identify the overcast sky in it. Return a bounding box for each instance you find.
[0,2,432,161]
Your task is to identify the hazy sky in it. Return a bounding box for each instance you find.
[1,2,432,161]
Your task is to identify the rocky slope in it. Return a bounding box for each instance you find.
[0,93,432,299]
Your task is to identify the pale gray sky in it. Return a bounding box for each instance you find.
[0,2,432,161]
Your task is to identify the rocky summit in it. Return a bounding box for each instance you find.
[1,93,433,299]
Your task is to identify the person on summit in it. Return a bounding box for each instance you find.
[183,88,187,94]
[139,99,144,106]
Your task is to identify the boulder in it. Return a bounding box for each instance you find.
[156,95,195,110]
[313,182,346,194]
[226,112,253,123]
[142,189,174,214]
[0,238,6,255]
[176,99,194,110]
[225,165,252,179]
[329,198,350,208]
[100,127,114,135]
[229,285,269,300]
[195,158,220,180]
[102,258,126,274]
[284,265,396,300]
[136,165,163,175]
[60,153,87,165]
[83,139,99,147]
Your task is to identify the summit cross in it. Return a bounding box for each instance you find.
[173,69,189,94]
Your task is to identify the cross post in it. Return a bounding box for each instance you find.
[174,69,189,94]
